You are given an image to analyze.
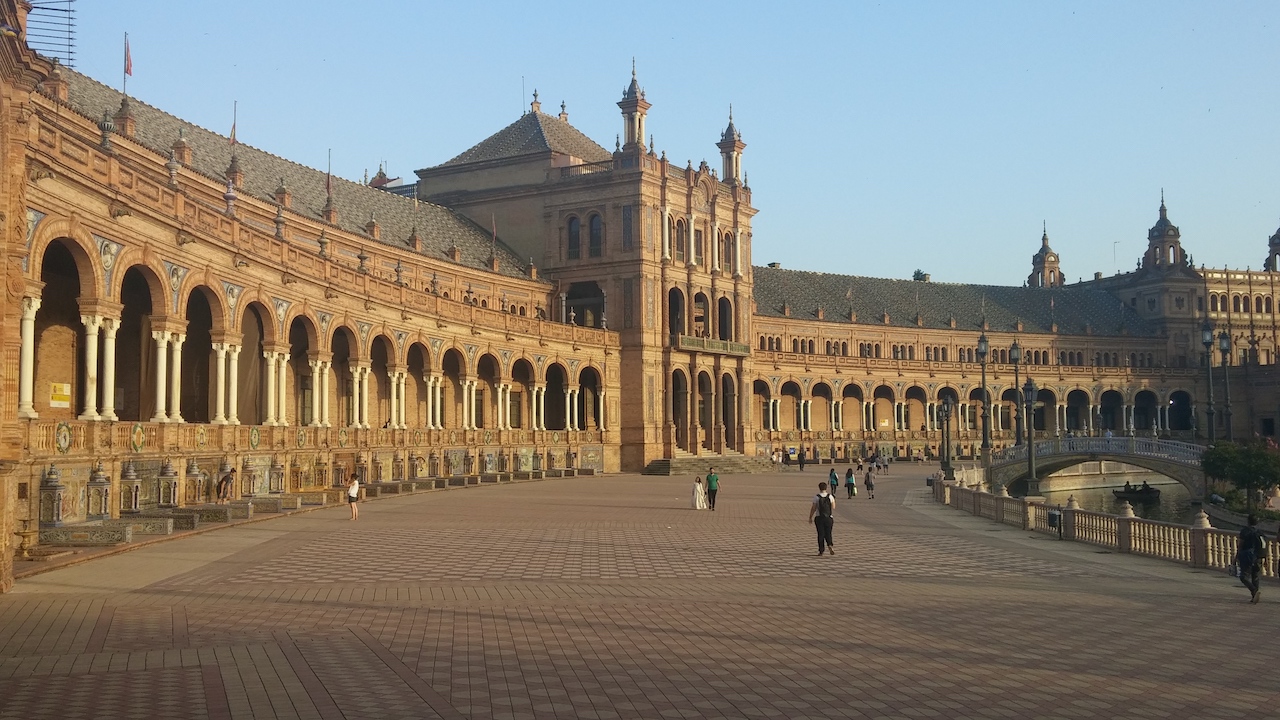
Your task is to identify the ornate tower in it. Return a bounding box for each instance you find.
[1266,220,1280,271]
[1143,194,1186,270]
[616,62,650,152]
[1028,225,1063,288]
[716,106,745,184]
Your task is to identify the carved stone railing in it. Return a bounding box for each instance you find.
[672,334,751,356]
[936,482,1274,579]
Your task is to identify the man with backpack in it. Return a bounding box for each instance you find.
[808,482,836,556]
[1236,514,1268,604]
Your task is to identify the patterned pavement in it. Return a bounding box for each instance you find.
[2,465,1278,719]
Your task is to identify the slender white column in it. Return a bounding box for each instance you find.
[276,353,289,426]
[598,389,607,431]
[227,345,241,424]
[320,361,332,427]
[17,297,40,419]
[263,349,278,426]
[399,372,409,429]
[212,343,228,424]
[100,317,119,421]
[471,381,480,429]
[308,360,322,427]
[150,331,170,422]
[168,333,185,423]
[435,378,445,429]
[79,315,102,420]
[360,365,372,429]
[661,207,670,260]
[427,376,437,425]
[711,220,720,271]
[386,370,398,429]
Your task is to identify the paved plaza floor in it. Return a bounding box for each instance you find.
[2,464,1278,719]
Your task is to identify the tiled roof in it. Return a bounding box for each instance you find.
[437,111,612,167]
[57,69,540,280]
[751,266,1159,337]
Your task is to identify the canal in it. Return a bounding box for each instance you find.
[1039,482,1196,526]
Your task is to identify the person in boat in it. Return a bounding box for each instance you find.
[1124,482,1133,492]
[1141,481,1151,491]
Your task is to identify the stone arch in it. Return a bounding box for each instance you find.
[752,378,771,430]
[369,334,396,428]
[329,325,359,427]
[112,258,168,315]
[33,239,88,419]
[578,365,603,430]
[287,314,321,426]
[237,296,280,344]
[546,361,570,431]
[511,357,536,429]
[872,384,896,432]
[406,341,432,428]
[695,369,714,449]
[441,347,469,429]
[668,286,686,336]
[672,367,690,450]
[811,381,833,431]
[721,372,737,450]
[476,352,502,429]
[27,219,104,300]
[780,380,803,432]
[904,385,928,432]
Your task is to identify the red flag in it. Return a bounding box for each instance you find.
[124,34,132,76]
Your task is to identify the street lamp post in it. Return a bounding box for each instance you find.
[977,333,991,473]
[1024,377,1039,496]
[940,397,953,481]
[1202,322,1216,444]
[1219,331,1233,442]
[1010,340,1023,446]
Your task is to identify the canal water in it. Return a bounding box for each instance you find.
[1039,483,1196,526]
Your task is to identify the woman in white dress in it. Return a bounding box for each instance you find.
[692,477,709,510]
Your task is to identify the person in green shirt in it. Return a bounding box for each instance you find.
[705,467,719,511]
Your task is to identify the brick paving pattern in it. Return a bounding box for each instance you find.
[2,466,1279,719]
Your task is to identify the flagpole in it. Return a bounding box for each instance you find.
[122,32,129,95]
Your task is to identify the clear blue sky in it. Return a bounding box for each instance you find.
[70,1,1279,285]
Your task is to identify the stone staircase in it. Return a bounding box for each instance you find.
[642,449,779,476]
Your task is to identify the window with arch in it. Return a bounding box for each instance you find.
[721,232,733,268]
[925,347,933,361]
[567,217,581,260]
[674,220,686,262]
[693,229,704,265]
[908,346,915,360]
[1268,297,1274,314]
[792,338,800,353]
[1257,296,1264,314]
[807,339,815,354]
[588,214,603,258]
[760,336,767,351]
[874,343,881,358]
[1233,295,1242,313]
[841,341,848,356]
[941,347,948,362]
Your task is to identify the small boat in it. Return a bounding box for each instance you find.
[1113,486,1161,502]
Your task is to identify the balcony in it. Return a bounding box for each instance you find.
[672,334,751,357]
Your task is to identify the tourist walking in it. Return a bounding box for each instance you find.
[692,476,708,510]
[808,482,836,556]
[1236,514,1267,603]
[863,468,875,499]
[706,467,719,511]
[829,468,839,495]
[844,468,856,498]
[347,473,361,520]
[216,468,236,505]
[799,447,807,471]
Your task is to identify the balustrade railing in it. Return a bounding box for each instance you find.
[993,437,1204,467]
[935,480,1275,578]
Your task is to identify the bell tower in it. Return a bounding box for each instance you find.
[616,61,650,152]
[717,106,745,184]
[1028,224,1063,288]
[1143,193,1186,270]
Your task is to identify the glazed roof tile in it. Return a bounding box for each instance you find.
[437,111,612,167]
[751,266,1159,337]
[58,69,539,281]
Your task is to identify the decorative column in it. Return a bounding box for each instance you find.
[711,220,720,272]
[386,370,399,429]
[320,360,332,427]
[150,331,170,422]
[79,315,102,420]
[598,388,607,431]
[309,360,322,426]
[434,378,444,429]
[212,343,228,424]
[276,353,288,426]
[563,388,572,431]
[168,333,185,423]
[100,317,119,421]
[263,349,278,426]
[399,372,409,429]
[661,207,671,261]
[18,296,41,419]
[227,345,241,424]
[359,365,371,429]
[537,386,547,430]
[424,375,436,429]
[732,228,743,278]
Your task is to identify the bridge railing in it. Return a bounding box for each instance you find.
[992,437,1204,467]
[935,481,1275,579]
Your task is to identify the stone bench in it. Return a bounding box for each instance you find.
[447,476,466,487]
[40,524,132,545]
[513,471,544,480]
[105,517,175,536]
[480,474,500,484]
[227,501,254,520]
[577,468,596,476]
[139,512,199,531]
[246,496,296,513]
[174,506,233,523]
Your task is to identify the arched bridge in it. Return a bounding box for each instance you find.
[989,437,1206,497]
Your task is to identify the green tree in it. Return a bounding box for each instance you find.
[912,269,927,281]
[1202,441,1280,511]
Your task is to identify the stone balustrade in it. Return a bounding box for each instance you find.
[936,481,1276,579]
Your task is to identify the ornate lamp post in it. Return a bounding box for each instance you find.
[940,397,954,481]
[1202,321,1216,444]
[1219,330,1233,442]
[1024,377,1040,496]
[1010,340,1023,446]
[977,332,991,472]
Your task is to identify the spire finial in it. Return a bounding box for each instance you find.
[729,103,733,122]
[631,57,636,79]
